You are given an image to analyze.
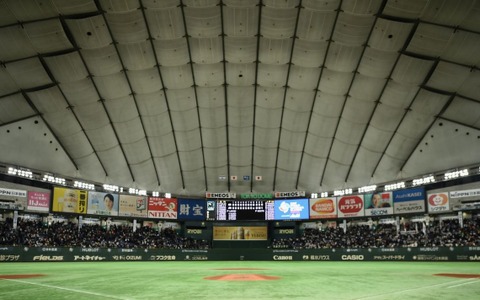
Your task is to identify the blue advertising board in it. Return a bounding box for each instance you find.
[177,199,206,220]
[274,198,309,220]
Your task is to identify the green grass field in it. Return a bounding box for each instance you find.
[0,261,479,300]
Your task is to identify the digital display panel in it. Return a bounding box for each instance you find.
[274,198,309,220]
[213,200,275,221]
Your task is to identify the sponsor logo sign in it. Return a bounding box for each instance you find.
[309,198,337,219]
[337,195,364,218]
[205,192,236,199]
[275,191,306,198]
[427,193,449,213]
[147,197,178,219]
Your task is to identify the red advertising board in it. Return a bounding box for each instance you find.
[147,197,178,219]
[309,198,337,219]
[337,195,364,218]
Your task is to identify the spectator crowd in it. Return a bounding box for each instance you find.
[271,218,480,249]
[0,217,478,249]
[0,219,209,249]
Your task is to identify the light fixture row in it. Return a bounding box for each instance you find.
[3,165,477,199]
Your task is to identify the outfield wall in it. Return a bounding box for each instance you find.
[1,246,479,262]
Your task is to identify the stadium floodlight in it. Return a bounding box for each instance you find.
[444,169,469,180]
[73,181,95,190]
[333,188,352,196]
[103,184,120,192]
[358,185,377,193]
[412,175,435,186]
[8,167,33,179]
[43,174,66,185]
[384,182,405,191]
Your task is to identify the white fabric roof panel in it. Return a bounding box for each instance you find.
[23,19,73,54]
[184,6,222,38]
[357,48,398,78]
[81,46,122,76]
[223,5,259,37]
[193,63,224,87]
[105,10,148,44]
[153,38,189,66]
[225,37,257,63]
[1,0,479,196]
[324,44,363,72]
[0,25,38,61]
[5,58,52,89]
[65,16,112,50]
[426,61,472,93]
[0,94,35,124]
[58,78,100,106]
[117,42,157,70]
[44,53,89,83]
[260,7,297,39]
[368,18,414,52]
[457,69,480,99]
[127,68,163,94]
[296,9,336,41]
[0,67,19,96]
[189,37,223,64]
[442,97,480,127]
[332,13,375,46]
[259,37,292,65]
[0,1,17,26]
[292,40,328,67]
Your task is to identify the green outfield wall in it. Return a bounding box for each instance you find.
[1,246,479,262]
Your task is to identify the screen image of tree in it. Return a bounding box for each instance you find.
[215,200,275,221]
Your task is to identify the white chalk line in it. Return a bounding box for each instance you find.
[354,278,477,300]
[3,278,133,300]
[446,278,479,289]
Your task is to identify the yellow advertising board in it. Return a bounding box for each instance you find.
[213,226,268,240]
[52,187,87,214]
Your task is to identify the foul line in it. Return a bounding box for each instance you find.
[354,278,476,300]
[447,278,479,289]
[3,278,133,300]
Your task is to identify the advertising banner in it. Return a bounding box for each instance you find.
[147,197,178,219]
[274,198,309,220]
[309,197,337,219]
[275,191,306,198]
[449,188,480,199]
[337,195,364,218]
[51,187,87,214]
[0,187,27,210]
[177,199,205,220]
[212,226,268,240]
[87,191,119,216]
[118,195,148,218]
[393,188,425,214]
[427,192,449,213]
[26,191,50,212]
[364,192,393,217]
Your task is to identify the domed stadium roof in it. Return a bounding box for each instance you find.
[0,0,479,197]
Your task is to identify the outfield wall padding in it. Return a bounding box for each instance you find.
[1,246,479,262]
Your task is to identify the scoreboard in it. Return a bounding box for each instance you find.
[206,200,275,221]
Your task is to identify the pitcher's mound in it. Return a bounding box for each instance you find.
[204,274,281,281]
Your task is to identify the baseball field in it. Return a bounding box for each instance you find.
[1,261,479,299]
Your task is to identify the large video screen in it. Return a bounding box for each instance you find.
[274,198,309,220]
[213,200,275,221]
